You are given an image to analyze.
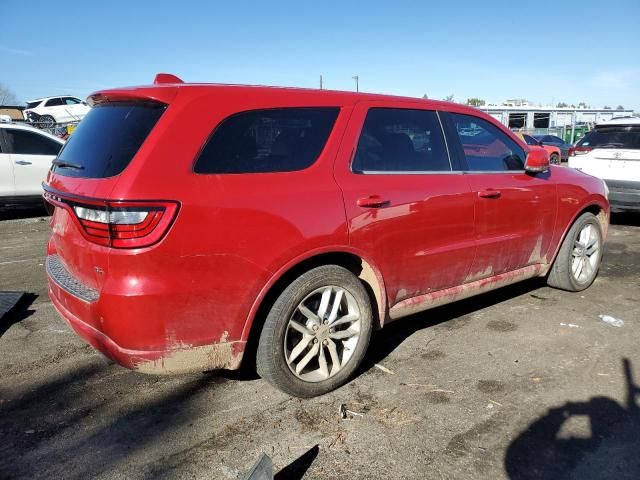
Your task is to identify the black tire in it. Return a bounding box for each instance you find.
[38,115,55,129]
[547,212,603,291]
[257,265,373,397]
[550,153,560,165]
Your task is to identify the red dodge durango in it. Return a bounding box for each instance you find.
[44,74,609,397]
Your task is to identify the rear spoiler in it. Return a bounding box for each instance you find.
[88,85,179,107]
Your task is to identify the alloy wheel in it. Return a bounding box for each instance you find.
[284,286,361,382]
[571,224,600,283]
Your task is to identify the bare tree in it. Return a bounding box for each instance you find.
[444,94,455,102]
[0,83,20,105]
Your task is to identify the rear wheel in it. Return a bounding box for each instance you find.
[550,153,560,165]
[547,212,602,291]
[257,265,372,397]
[38,115,55,129]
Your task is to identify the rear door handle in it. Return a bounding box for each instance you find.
[478,189,501,199]
[357,195,391,208]
[15,160,32,165]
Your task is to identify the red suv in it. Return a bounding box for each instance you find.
[44,74,609,397]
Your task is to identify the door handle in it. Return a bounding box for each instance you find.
[478,189,501,199]
[15,160,32,165]
[357,195,391,208]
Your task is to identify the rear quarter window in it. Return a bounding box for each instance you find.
[194,107,339,174]
[52,102,166,178]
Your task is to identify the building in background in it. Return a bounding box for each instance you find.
[480,104,635,143]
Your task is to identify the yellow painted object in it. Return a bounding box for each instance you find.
[67,124,76,134]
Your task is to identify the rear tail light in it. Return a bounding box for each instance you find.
[568,146,593,157]
[44,192,178,248]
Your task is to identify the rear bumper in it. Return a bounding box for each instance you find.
[47,264,246,374]
[605,180,640,211]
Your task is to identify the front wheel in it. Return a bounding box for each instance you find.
[257,265,373,397]
[550,153,560,165]
[547,212,603,291]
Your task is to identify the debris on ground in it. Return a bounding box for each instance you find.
[560,322,581,328]
[339,403,365,419]
[374,363,395,374]
[242,453,273,480]
[599,314,624,327]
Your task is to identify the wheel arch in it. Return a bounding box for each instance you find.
[239,248,387,365]
[547,201,608,268]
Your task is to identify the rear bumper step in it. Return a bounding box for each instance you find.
[46,254,99,302]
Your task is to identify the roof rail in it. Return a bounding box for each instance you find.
[153,73,184,85]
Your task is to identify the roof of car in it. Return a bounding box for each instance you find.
[90,82,487,116]
[596,116,640,127]
[27,96,78,103]
[0,121,65,142]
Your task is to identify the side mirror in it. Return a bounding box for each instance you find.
[525,148,550,173]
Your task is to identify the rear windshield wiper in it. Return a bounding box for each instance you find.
[52,160,84,170]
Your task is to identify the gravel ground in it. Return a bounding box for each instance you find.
[1,206,639,480]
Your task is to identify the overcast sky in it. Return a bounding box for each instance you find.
[2,0,639,110]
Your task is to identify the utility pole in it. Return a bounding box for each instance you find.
[352,75,359,92]
[319,75,323,90]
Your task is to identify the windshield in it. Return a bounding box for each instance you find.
[52,102,166,178]
[577,126,640,150]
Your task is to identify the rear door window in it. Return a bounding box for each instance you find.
[352,108,450,173]
[194,107,339,174]
[448,113,525,171]
[577,127,640,150]
[4,129,62,155]
[52,102,166,178]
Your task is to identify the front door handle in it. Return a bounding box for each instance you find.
[15,160,32,165]
[478,189,501,199]
[357,195,391,208]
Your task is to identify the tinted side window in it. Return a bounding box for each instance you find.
[4,129,61,155]
[450,114,525,171]
[63,97,80,105]
[45,98,63,107]
[352,108,450,173]
[522,134,538,146]
[195,108,339,174]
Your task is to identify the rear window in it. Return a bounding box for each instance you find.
[578,126,640,150]
[194,107,339,174]
[52,102,166,178]
[26,101,42,109]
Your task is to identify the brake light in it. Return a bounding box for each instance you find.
[44,192,178,248]
[568,146,593,157]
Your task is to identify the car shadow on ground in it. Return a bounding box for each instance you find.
[360,277,547,372]
[0,204,49,221]
[611,212,640,227]
[505,358,640,480]
[0,362,221,479]
[0,293,37,339]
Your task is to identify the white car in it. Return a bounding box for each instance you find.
[0,122,65,204]
[23,96,91,126]
[569,117,640,212]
